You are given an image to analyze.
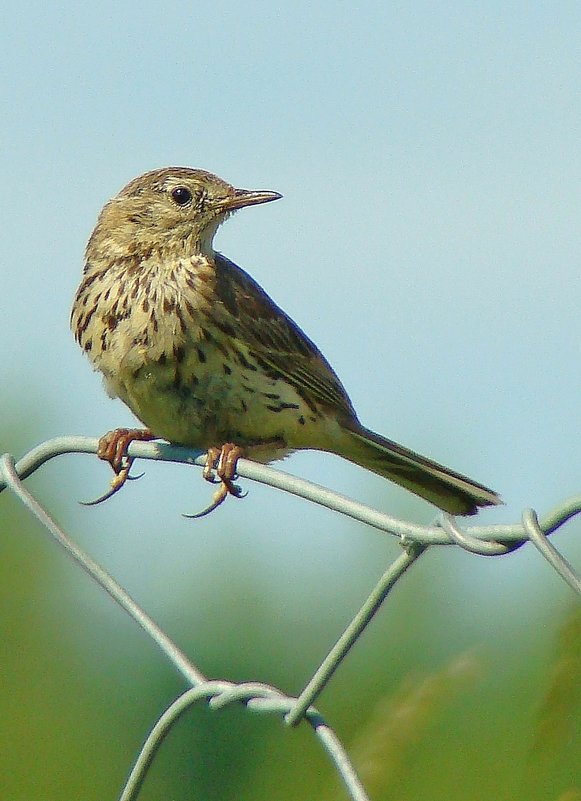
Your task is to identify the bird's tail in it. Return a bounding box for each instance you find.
[335,422,501,515]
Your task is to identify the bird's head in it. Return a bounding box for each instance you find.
[86,167,281,261]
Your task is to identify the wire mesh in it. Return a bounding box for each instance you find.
[1,436,580,800]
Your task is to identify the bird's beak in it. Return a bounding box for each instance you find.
[220,188,282,211]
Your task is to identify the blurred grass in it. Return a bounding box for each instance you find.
[329,650,483,799]
[1,403,580,801]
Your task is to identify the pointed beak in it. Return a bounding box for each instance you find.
[219,188,282,211]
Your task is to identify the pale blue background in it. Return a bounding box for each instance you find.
[2,0,580,697]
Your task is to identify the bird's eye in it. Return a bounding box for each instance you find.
[170,186,193,206]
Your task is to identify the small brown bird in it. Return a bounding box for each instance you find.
[71,167,501,516]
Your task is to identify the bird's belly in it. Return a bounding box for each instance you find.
[106,344,325,458]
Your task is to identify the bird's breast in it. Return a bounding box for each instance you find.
[72,254,335,455]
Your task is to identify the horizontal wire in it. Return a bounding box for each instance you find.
[4,435,581,545]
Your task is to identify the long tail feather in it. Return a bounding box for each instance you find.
[337,423,501,516]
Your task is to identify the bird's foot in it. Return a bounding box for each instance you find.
[185,443,246,518]
[81,428,155,506]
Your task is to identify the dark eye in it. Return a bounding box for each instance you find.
[170,186,192,206]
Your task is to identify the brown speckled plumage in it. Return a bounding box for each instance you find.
[72,167,501,515]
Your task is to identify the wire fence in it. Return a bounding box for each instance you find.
[1,435,580,800]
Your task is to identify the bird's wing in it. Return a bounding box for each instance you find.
[212,254,356,418]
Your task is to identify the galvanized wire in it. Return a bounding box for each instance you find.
[5,436,581,546]
[1,436,580,800]
[522,508,581,595]
[120,682,369,801]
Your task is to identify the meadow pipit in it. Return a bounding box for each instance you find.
[71,168,500,516]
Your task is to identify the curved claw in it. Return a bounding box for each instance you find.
[80,458,144,506]
[183,482,230,519]
[80,474,129,506]
[126,471,145,482]
[183,478,248,519]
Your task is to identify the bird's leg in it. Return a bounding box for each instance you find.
[185,443,245,518]
[201,443,244,493]
[201,445,223,484]
[98,427,156,472]
[82,428,156,506]
[216,443,245,496]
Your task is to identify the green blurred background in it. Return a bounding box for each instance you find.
[1,3,581,799]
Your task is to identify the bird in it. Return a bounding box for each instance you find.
[71,167,501,516]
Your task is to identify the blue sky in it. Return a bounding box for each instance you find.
[2,3,580,618]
